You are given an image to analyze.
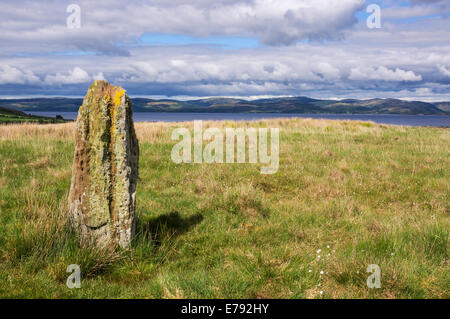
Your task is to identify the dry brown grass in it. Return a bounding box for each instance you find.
[0,122,75,141]
[0,118,390,142]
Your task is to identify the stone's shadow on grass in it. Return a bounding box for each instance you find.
[134,211,203,247]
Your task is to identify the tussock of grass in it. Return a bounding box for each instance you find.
[0,118,448,298]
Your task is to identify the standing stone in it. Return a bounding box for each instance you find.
[68,80,139,249]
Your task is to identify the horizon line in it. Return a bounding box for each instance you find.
[0,95,448,103]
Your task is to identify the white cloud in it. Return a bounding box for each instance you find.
[0,0,449,100]
[44,67,91,85]
[382,5,443,19]
[0,65,40,84]
[349,66,422,82]
[438,64,450,77]
[0,0,365,55]
[93,72,106,81]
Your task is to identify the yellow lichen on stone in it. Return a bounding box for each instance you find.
[114,89,125,106]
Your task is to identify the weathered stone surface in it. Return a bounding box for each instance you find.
[68,80,139,248]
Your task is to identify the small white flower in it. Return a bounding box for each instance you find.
[327,245,330,249]
[308,270,312,273]
[320,291,323,295]
[320,271,324,275]
[317,249,321,253]
[317,255,321,259]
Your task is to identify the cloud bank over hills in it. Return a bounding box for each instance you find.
[0,0,449,101]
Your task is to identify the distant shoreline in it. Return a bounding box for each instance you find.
[28,111,450,127]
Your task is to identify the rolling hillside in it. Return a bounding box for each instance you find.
[0,96,448,115]
[0,106,70,123]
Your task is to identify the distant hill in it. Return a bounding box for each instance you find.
[0,98,83,113]
[435,102,450,113]
[0,106,70,124]
[0,96,448,115]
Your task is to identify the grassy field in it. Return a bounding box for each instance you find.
[0,118,448,298]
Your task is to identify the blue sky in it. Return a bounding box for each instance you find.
[139,33,260,50]
[0,0,449,101]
